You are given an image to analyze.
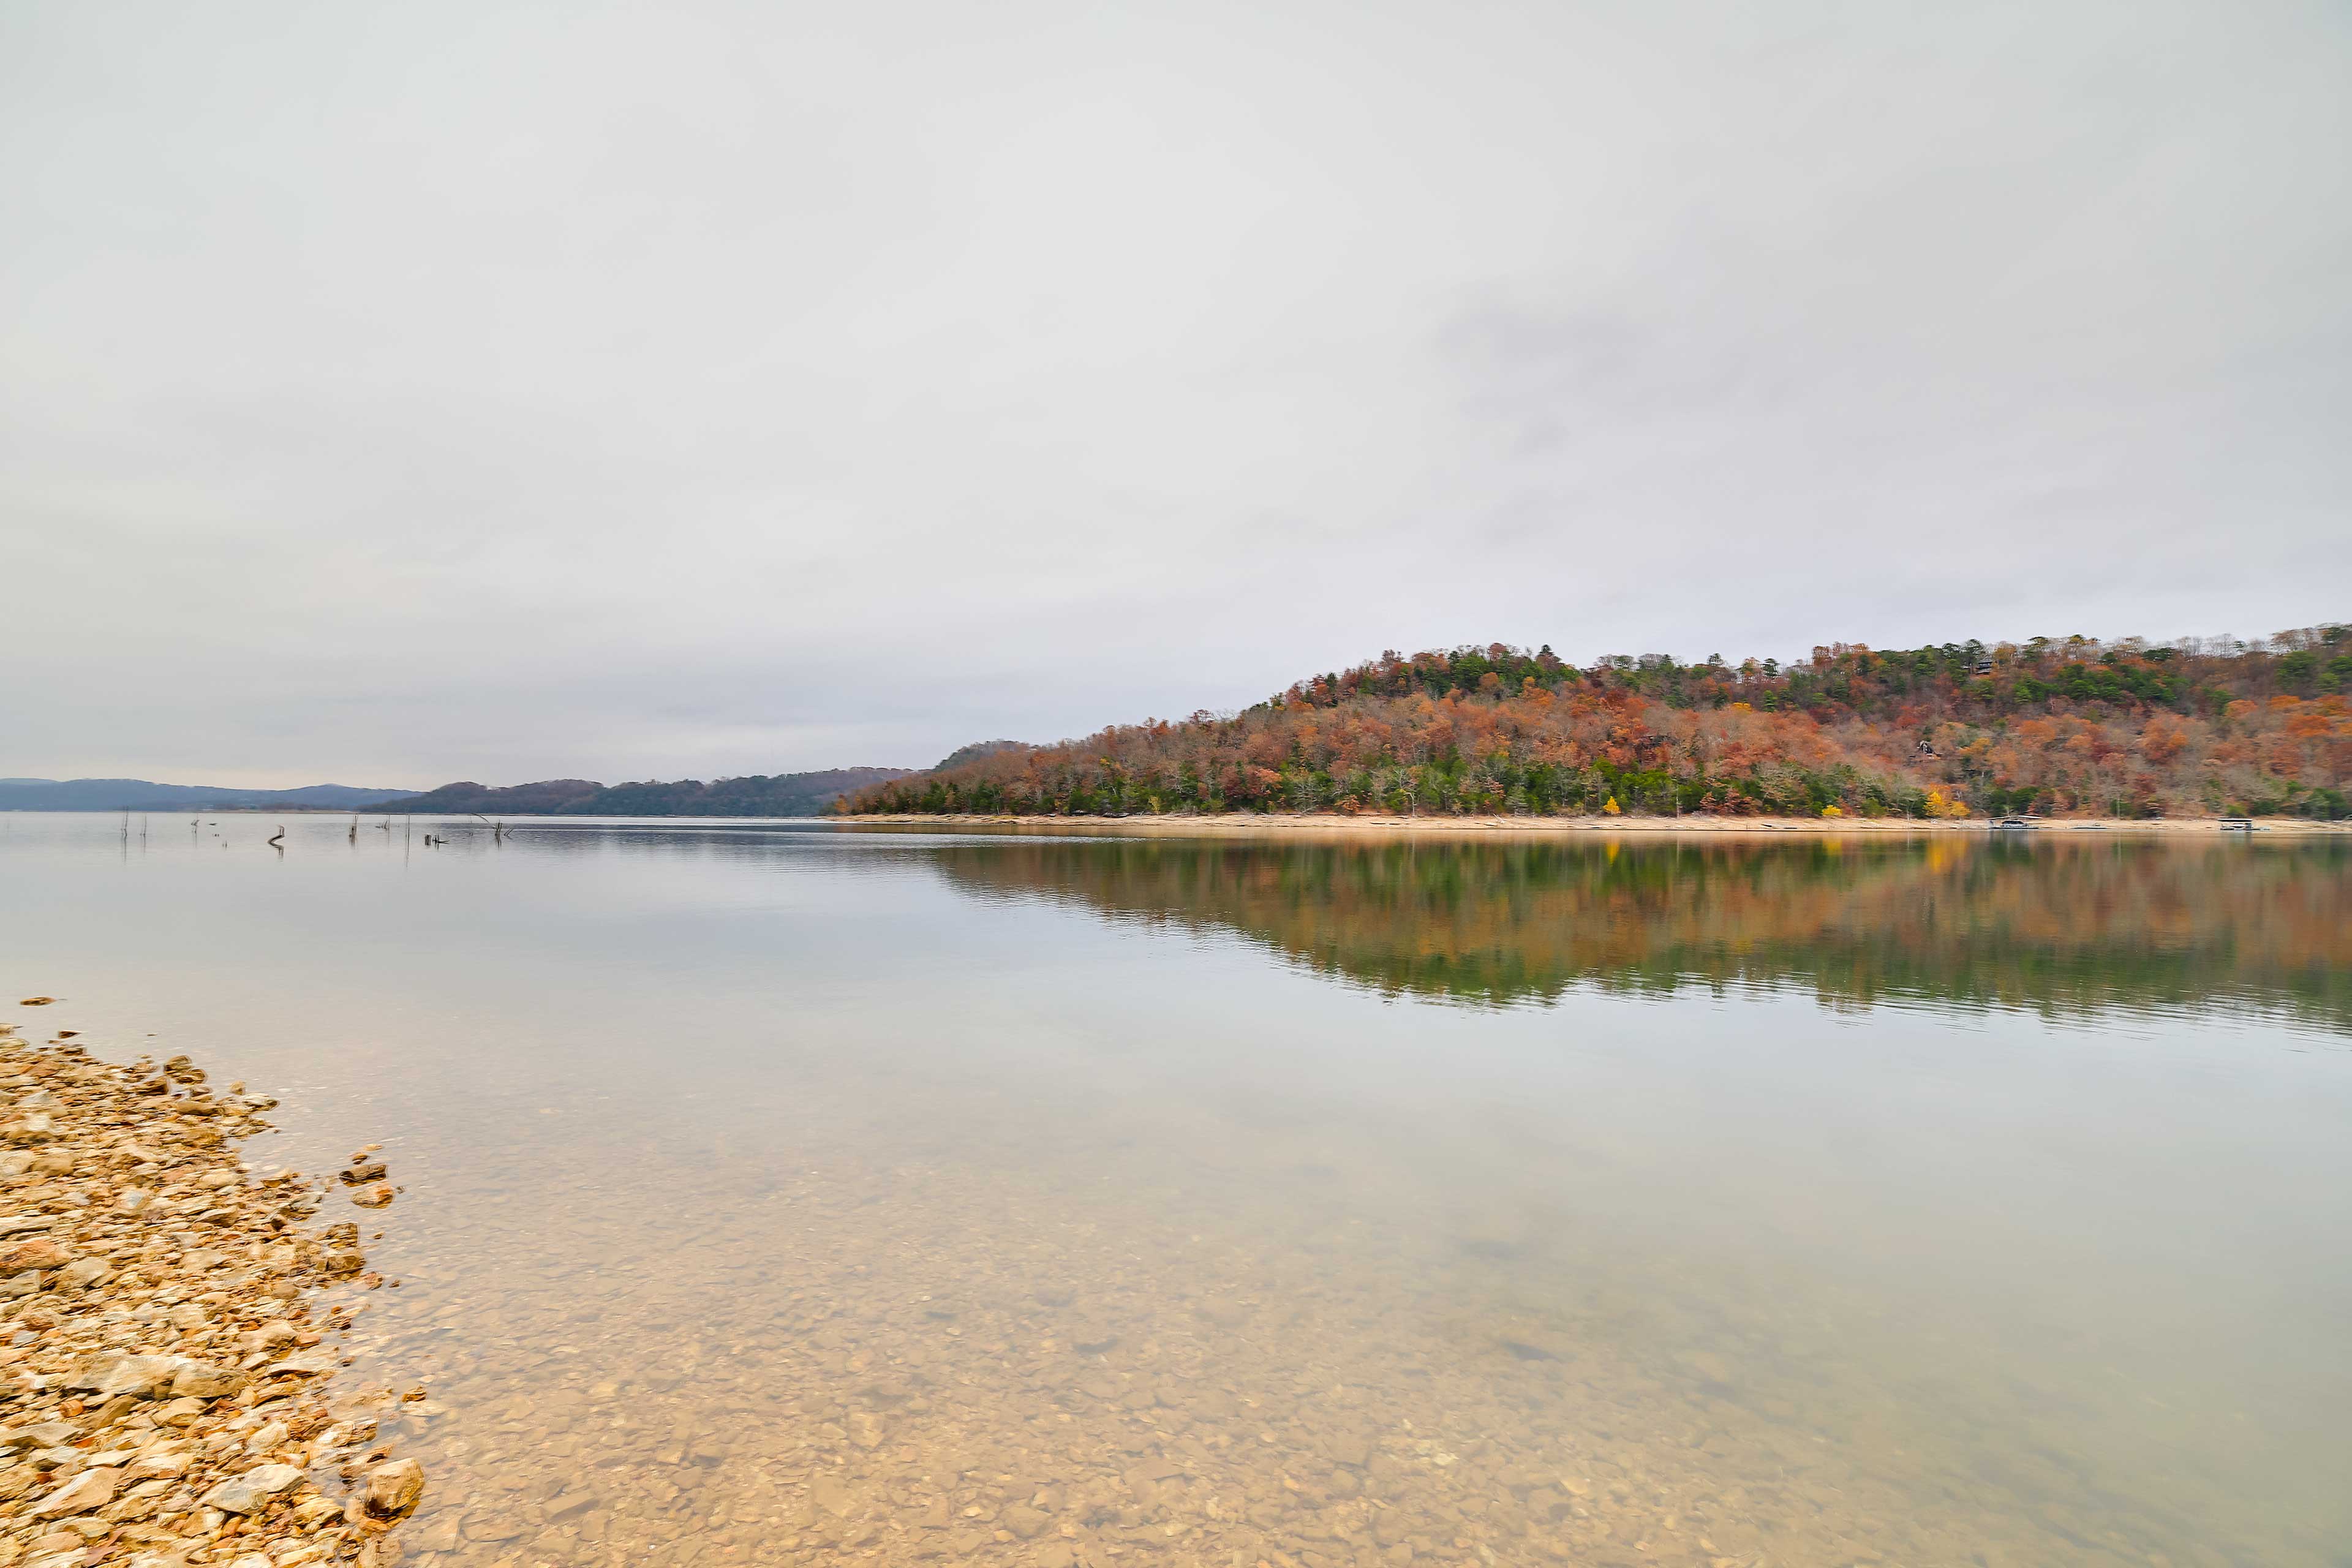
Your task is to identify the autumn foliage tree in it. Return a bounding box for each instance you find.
[845,625,2352,821]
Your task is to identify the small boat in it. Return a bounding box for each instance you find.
[2218,816,2259,832]
[1989,815,2037,831]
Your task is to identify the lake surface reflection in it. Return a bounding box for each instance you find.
[2,816,2347,1568]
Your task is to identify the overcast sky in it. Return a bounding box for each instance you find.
[4,1,2347,787]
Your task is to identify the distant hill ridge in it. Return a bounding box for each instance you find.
[378,767,914,818]
[845,623,2352,821]
[0,778,409,811]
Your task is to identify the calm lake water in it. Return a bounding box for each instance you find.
[2,813,2348,1568]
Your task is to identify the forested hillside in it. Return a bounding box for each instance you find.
[380,767,911,818]
[0,778,407,811]
[845,625,2351,820]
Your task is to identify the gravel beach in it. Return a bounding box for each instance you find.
[0,1016,420,1568]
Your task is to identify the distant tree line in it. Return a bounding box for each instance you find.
[843,624,2352,821]
[379,767,911,818]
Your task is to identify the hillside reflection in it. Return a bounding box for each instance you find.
[935,835,2352,1030]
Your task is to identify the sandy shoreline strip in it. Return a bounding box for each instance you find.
[0,1014,421,1568]
[840,811,2350,838]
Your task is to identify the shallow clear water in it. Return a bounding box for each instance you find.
[2,813,2348,1568]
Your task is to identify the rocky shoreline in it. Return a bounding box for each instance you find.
[0,1016,420,1568]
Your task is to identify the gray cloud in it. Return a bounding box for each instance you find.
[2,0,2346,785]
